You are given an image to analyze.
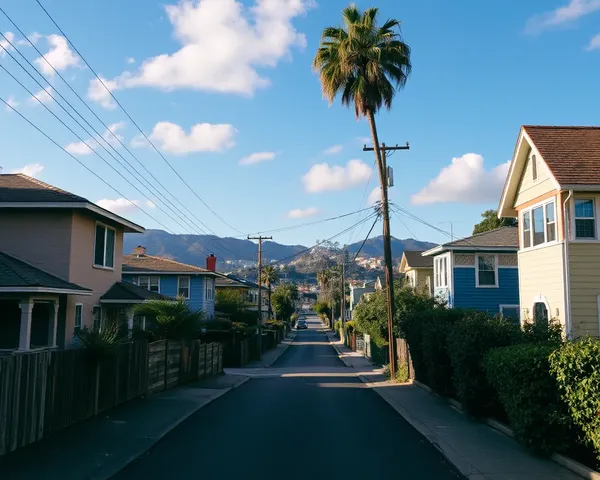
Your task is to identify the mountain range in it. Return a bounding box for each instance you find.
[123,230,436,269]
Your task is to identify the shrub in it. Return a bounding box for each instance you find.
[334,320,342,331]
[314,301,331,318]
[76,323,125,359]
[264,319,285,331]
[345,320,357,335]
[447,312,522,418]
[550,337,600,460]
[485,343,570,455]
[399,309,428,384]
[522,315,563,344]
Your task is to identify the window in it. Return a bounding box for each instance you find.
[531,154,538,181]
[477,255,497,287]
[205,278,214,301]
[522,200,556,248]
[533,302,549,327]
[74,304,83,333]
[178,276,190,299]
[92,306,101,330]
[138,276,160,293]
[574,199,596,239]
[500,305,520,324]
[94,224,115,268]
[434,256,448,288]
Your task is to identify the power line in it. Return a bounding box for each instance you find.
[33,0,242,235]
[352,214,380,262]
[348,158,376,244]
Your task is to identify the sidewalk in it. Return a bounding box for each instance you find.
[326,331,582,480]
[243,331,297,368]
[0,374,248,480]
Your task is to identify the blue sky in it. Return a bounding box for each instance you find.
[1,0,600,250]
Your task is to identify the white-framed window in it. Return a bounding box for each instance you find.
[205,278,214,301]
[138,276,160,293]
[574,199,596,239]
[178,276,190,299]
[92,306,101,330]
[94,223,116,268]
[74,303,83,333]
[521,200,556,248]
[476,254,497,287]
[531,153,538,181]
[500,304,520,324]
[434,256,448,288]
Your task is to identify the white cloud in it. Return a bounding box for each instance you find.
[29,86,53,105]
[65,122,126,156]
[323,145,343,155]
[134,121,236,155]
[11,163,44,177]
[34,34,80,76]
[5,96,19,112]
[586,33,600,50]
[356,136,371,145]
[526,0,600,34]
[87,76,118,109]
[87,0,312,107]
[239,151,276,165]
[16,32,42,46]
[287,207,320,219]
[367,187,381,205]
[127,57,136,64]
[0,32,15,56]
[411,153,510,205]
[303,159,372,193]
[96,198,156,214]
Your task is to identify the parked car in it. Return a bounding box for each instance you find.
[296,319,308,330]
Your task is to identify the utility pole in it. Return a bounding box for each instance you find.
[439,222,456,241]
[340,249,347,324]
[363,142,409,379]
[248,235,272,356]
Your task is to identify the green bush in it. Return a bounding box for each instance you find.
[334,320,342,331]
[550,337,600,460]
[314,301,331,318]
[485,343,570,455]
[522,315,563,344]
[264,319,285,331]
[447,312,522,418]
[345,321,357,335]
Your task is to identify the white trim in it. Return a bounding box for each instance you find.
[519,197,558,252]
[423,245,517,256]
[93,222,116,269]
[475,254,499,288]
[570,196,598,240]
[0,287,91,294]
[532,294,551,320]
[177,276,190,299]
[517,240,563,255]
[137,275,161,294]
[123,270,217,276]
[74,303,83,330]
[0,202,144,232]
[562,184,600,191]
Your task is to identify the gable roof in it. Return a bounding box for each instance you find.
[401,250,433,269]
[423,227,519,256]
[499,126,600,217]
[0,251,92,294]
[122,253,218,276]
[100,281,169,303]
[0,174,144,232]
[215,274,257,289]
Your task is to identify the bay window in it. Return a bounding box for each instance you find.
[521,200,556,248]
[574,199,596,239]
[434,256,448,288]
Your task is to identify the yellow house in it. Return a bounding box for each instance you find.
[399,251,433,296]
[498,125,600,338]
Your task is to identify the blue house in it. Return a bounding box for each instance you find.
[422,227,520,319]
[122,246,219,318]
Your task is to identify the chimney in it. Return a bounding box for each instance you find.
[206,253,217,272]
[133,245,146,258]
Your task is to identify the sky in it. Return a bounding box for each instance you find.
[1,0,600,250]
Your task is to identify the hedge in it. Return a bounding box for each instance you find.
[485,343,571,455]
[550,337,600,460]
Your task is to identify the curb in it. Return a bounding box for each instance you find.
[262,332,297,368]
[103,375,250,480]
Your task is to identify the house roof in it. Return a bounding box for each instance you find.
[215,274,259,289]
[122,253,219,276]
[100,281,169,303]
[423,227,519,256]
[0,174,144,233]
[0,251,92,294]
[402,250,433,268]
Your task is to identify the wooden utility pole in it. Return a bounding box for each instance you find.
[363,142,409,378]
[248,235,272,355]
[340,250,346,324]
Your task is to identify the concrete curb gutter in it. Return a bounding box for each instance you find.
[262,332,297,368]
[104,375,250,480]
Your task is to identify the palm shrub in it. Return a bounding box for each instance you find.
[76,322,125,359]
[134,297,204,340]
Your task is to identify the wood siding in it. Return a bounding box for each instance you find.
[514,154,557,208]
[569,243,600,337]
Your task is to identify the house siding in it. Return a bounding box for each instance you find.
[414,268,433,294]
[453,266,519,313]
[569,243,600,337]
[517,243,566,329]
[514,154,557,208]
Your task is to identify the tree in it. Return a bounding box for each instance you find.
[261,265,278,318]
[314,6,411,377]
[134,297,204,340]
[271,283,299,322]
[473,209,517,235]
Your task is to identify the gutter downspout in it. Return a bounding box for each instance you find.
[563,190,573,339]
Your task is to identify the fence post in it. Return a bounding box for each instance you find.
[163,341,169,391]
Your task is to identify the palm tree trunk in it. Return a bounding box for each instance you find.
[268,284,272,319]
[367,108,397,378]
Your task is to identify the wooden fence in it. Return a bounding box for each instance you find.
[0,340,223,457]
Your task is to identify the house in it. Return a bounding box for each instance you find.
[348,280,377,319]
[399,250,434,296]
[0,173,150,350]
[422,227,520,318]
[122,247,220,319]
[499,125,600,337]
[214,274,269,321]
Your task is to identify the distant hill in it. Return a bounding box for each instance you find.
[124,230,436,269]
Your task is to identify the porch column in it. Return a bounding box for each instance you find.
[127,308,134,332]
[47,301,59,347]
[18,300,34,351]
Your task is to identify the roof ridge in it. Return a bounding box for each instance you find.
[124,253,210,272]
[445,226,516,246]
[523,125,600,130]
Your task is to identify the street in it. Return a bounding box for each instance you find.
[114,316,463,479]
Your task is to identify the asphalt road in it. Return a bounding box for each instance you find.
[114,316,463,479]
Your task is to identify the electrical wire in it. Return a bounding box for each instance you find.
[351,214,380,262]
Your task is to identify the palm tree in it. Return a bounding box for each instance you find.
[261,265,278,318]
[313,5,411,377]
[134,297,204,340]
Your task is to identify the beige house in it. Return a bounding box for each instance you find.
[499,125,600,338]
[0,174,150,350]
[399,250,433,296]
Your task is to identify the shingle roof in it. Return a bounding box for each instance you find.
[215,274,258,289]
[402,250,433,268]
[0,251,91,292]
[122,254,217,274]
[100,281,169,302]
[0,174,88,203]
[524,126,600,186]
[442,227,518,250]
